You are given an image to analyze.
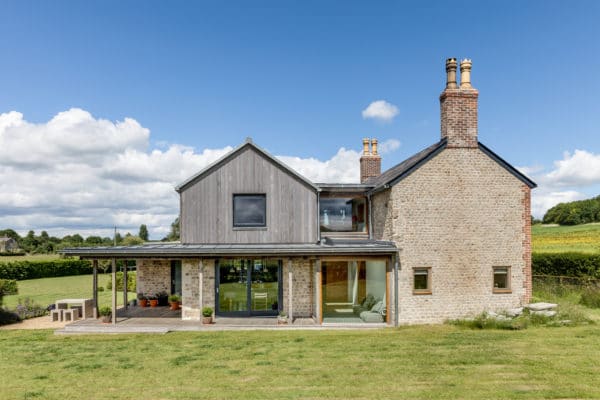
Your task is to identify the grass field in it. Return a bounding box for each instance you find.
[3,274,135,309]
[532,223,600,254]
[0,253,61,262]
[1,325,599,399]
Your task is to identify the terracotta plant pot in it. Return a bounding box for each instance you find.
[139,299,148,307]
[202,316,212,324]
[101,315,112,323]
[169,301,180,311]
[149,299,158,308]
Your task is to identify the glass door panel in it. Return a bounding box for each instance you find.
[250,260,280,313]
[218,259,248,313]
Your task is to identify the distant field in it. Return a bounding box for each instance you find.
[3,274,135,309]
[0,253,61,262]
[532,223,600,254]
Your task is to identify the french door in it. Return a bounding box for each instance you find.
[216,259,282,316]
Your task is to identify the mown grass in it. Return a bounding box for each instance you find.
[3,274,135,309]
[532,223,600,254]
[1,325,600,399]
[0,253,61,262]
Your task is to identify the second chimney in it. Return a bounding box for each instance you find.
[360,138,381,183]
[440,58,479,148]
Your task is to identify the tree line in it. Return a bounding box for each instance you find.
[0,217,180,254]
[543,195,600,225]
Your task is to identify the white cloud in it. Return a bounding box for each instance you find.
[545,150,600,187]
[361,100,399,122]
[521,149,600,218]
[277,148,360,183]
[0,108,366,239]
[378,139,401,154]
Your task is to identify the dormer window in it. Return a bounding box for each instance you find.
[320,196,367,233]
[233,194,266,228]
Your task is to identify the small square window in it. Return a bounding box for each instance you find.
[413,268,431,295]
[493,266,511,293]
[233,194,266,228]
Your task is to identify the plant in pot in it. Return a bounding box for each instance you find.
[202,307,213,324]
[148,295,158,308]
[156,291,169,307]
[168,294,181,310]
[99,306,112,323]
[137,293,148,307]
[277,311,288,325]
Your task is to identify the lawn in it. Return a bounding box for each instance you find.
[0,325,599,399]
[532,222,600,254]
[0,253,61,262]
[3,274,135,309]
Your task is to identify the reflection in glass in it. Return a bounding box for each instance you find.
[320,197,367,232]
[322,260,386,323]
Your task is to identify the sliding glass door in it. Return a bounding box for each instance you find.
[216,259,281,316]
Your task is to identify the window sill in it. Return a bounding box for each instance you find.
[413,290,432,295]
[233,227,267,231]
[493,289,512,294]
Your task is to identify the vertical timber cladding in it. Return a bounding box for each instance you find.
[373,148,529,324]
[179,145,318,244]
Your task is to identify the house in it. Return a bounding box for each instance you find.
[0,237,19,253]
[63,58,536,325]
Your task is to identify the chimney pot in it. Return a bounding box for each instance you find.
[459,59,473,88]
[445,58,458,89]
[371,138,378,155]
[362,138,370,155]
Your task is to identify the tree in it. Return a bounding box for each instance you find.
[138,224,149,241]
[121,235,144,246]
[163,217,180,241]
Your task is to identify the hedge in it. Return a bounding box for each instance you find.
[0,259,93,280]
[106,271,137,292]
[532,252,600,279]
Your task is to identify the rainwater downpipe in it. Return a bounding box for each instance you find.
[394,251,400,327]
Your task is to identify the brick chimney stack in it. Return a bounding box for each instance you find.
[440,58,479,148]
[360,138,381,183]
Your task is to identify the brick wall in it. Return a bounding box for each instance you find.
[360,155,381,183]
[373,147,529,324]
[282,258,314,318]
[182,259,200,320]
[440,89,479,148]
[136,259,170,296]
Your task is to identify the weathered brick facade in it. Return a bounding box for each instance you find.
[136,259,170,296]
[373,148,530,323]
[282,258,313,318]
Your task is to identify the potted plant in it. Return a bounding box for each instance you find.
[202,307,213,324]
[277,311,288,325]
[169,294,181,310]
[148,295,158,308]
[156,291,169,307]
[138,293,148,307]
[99,306,112,323]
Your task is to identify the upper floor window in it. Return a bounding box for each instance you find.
[233,194,266,228]
[320,197,367,233]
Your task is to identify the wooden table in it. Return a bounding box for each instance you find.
[55,298,94,319]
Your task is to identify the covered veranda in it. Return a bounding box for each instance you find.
[61,240,399,329]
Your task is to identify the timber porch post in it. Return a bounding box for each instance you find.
[92,259,98,319]
[111,258,117,325]
[287,258,293,322]
[123,260,128,310]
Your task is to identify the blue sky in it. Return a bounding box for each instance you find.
[1,1,599,238]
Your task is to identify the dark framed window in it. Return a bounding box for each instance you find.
[493,266,511,293]
[233,194,266,227]
[413,267,431,295]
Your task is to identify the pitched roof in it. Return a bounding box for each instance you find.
[175,138,318,193]
[366,139,536,193]
[366,139,448,193]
